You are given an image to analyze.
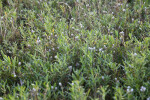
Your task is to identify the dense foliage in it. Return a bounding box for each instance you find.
[0,0,150,100]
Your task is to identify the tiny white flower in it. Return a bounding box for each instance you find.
[102,76,104,80]
[52,48,55,50]
[89,12,94,16]
[112,16,115,19]
[33,88,36,92]
[138,21,140,24]
[132,18,134,22]
[71,34,74,36]
[127,88,130,93]
[103,11,107,14]
[1,17,4,20]
[80,23,84,28]
[112,44,114,48]
[133,53,137,56]
[59,82,62,86]
[36,37,41,44]
[88,47,91,50]
[86,4,89,7]
[75,36,79,39]
[71,18,74,20]
[68,66,72,72]
[118,3,121,6]
[120,31,124,36]
[130,88,134,92]
[18,62,21,66]
[31,84,35,86]
[76,29,79,31]
[0,97,3,100]
[54,55,57,59]
[48,36,50,39]
[51,86,54,89]
[99,48,103,52]
[104,45,107,49]
[12,72,16,77]
[10,17,13,22]
[93,47,96,50]
[88,47,96,50]
[127,86,131,89]
[147,97,150,100]
[31,30,35,33]
[55,87,57,90]
[27,44,31,47]
[127,87,134,93]
[110,31,113,34]
[14,74,16,77]
[71,83,74,86]
[123,9,126,12]
[140,86,146,92]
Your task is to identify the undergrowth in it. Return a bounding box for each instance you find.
[0,0,150,100]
